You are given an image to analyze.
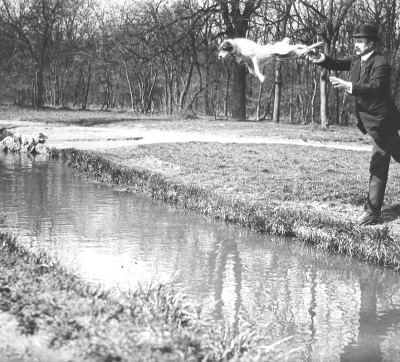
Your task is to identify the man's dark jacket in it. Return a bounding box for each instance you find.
[320,52,400,141]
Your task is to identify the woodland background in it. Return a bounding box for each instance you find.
[0,0,399,128]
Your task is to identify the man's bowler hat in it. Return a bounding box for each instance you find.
[353,23,380,41]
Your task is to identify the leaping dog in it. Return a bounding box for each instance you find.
[218,37,323,82]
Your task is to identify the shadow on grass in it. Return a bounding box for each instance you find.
[65,118,139,126]
[380,204,400,222]
[52,118,177,127]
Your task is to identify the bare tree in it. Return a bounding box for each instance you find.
[296,0,357,128]
[0,0,398,126]
[271,0,294,123]
[357,0,400,99]
[47,0,98,107]
[0,0,67,108]
[216,0,263,120]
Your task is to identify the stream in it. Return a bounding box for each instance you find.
[1,152,400,361]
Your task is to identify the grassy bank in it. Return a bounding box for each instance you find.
[50,144,400,269]
[0,232,300,361]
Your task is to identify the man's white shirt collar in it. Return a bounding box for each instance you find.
[361,51,374,62]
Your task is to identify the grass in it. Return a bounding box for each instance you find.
[0,231,303,361]
[103,142,372,205]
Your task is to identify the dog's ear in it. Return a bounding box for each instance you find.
[221,40,234,51]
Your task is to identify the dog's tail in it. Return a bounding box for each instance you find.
[274,41,324,60]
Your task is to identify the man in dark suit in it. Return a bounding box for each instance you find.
[305,23,400,226]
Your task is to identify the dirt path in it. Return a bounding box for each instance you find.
[0,119,371,151]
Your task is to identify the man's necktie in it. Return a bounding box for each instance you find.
[358,59,365,80]
[358,59,364,81]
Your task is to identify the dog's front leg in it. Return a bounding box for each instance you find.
[252,57,265,83]
[245,62,256,76]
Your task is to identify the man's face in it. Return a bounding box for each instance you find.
[354,37,374,55]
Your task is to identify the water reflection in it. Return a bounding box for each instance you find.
[1,152,400,361]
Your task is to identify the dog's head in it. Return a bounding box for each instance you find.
[218,39,235,60]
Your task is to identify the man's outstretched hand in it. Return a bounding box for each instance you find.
[329,76,351,92]
[302,48,322,61]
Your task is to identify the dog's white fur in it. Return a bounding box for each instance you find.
[218,38,322,82]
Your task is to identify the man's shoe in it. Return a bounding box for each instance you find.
[356,212,378,226]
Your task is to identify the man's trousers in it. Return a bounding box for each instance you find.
[366,132,400,215]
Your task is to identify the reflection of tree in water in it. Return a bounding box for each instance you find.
[206,233,243,332]
[206,233,400,361]
[340,269,400,362]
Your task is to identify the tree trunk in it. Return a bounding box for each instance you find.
[256,79,264,121]
[272,1,292,123]
[178,58,195,112]
[82,64,92,110]
[217,0,263,120]
[272,61,282,123]
[145,73,157,114]
[231,62,246,120]
[123,61,135,111]
[311,72,318,124]
[35,65,45,108]
[320,67,329,129]
[224,64,231,117]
